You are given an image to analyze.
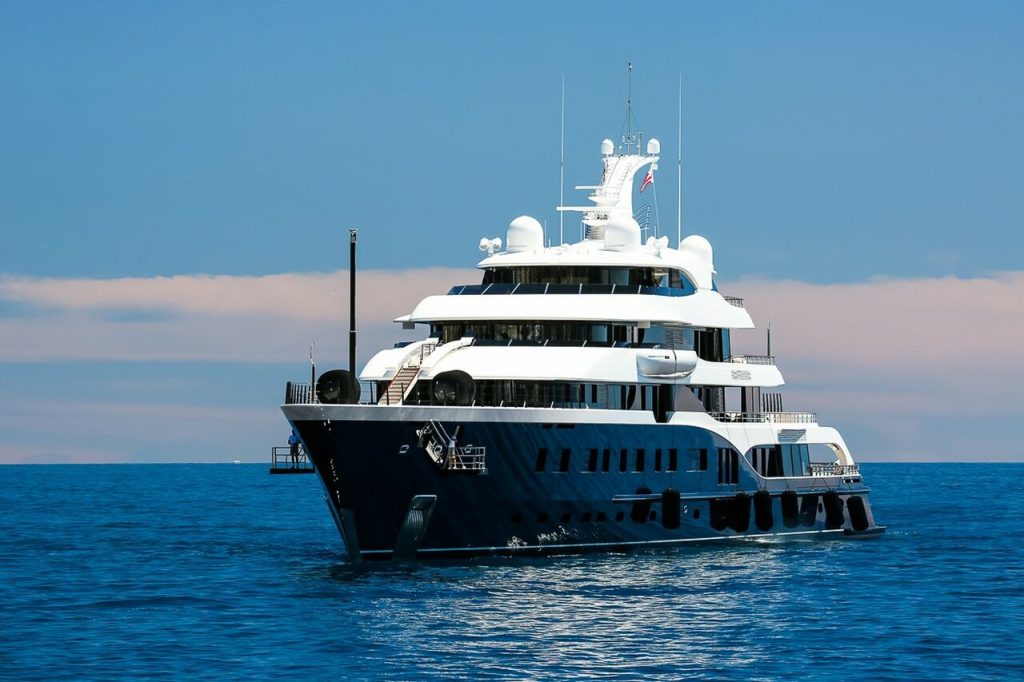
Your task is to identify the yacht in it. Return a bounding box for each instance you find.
[280,122,884,560]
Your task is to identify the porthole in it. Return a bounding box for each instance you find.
[693,508,700,520]
[511,513,522,524]
[560,512,571,523]
[596,512,607,522]
[538,512,549,523]
[582,512,592,522]
[615,511,625,522]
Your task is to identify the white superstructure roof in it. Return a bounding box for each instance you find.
[401,289,753,329]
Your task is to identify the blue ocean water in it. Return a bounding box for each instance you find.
[1,464,1021,680]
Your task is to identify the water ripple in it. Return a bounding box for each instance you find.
[0,463,1022,680]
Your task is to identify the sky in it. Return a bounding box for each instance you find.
[1,1,1022,463]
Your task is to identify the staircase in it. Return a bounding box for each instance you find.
[377,342,439,406]
[379,365,418,405]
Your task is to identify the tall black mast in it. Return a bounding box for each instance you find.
[349,228,357,375]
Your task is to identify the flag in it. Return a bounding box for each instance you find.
[640,169,654,192]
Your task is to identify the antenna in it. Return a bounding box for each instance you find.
[619,63,642,154]
[559,75,565,245]
[767,322,772,357]
[677,73,683,247]
[626,62,632,152]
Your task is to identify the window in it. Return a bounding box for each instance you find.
[587,448,598,473]
[535,448,547,472]
[635,448,646,472]
[766,446,783,477]
[688,448,708,472]
[654,448,663,472]
[668,448,678,472]
[559,448,571,473]
[619,449,628,473]
[717,448,739,485]
[602,448,611,472]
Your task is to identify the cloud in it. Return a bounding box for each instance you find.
[727,272,1024,376]
[0,268,477,362]
[724,272,1024,458]
[0,268,476,322]
[1,268,1022,461]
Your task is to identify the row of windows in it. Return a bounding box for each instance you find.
[528,444,770,485]
[542,444,817,481]
[429,321,631,345]
[534,447,713,474]
[409,380,677,413]
[482,266,695,292]
[425,321,729,361]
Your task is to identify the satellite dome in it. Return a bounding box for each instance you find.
[647,138,661,155]
[601,139,614,156]
[679,234,715,288]
[680,234,712,259]
[506,215,544,253]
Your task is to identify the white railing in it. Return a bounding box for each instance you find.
[442,445,487,473]
[728,354,775,365]
[710,411,818,424]
[809,462,860,477]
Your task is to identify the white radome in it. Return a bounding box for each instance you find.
[506,215,544,253]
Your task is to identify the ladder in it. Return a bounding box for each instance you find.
[379,365,418,405]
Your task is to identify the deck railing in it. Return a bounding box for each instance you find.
[728,354,775,365]
[446,283,695,297]
[284,381,314,405]
[710,411,818,424]
[723,295,744,307]
[808,462,861,477]
[442,445,487,473]
[270,445,314,473]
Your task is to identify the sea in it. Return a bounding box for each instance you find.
[1,463,1021,681]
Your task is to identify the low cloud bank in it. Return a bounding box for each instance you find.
[1,269,1021,460]
[0,268,476,362]
[2,268,1019,373]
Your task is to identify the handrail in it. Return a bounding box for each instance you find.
[447,283,694,298]
[728,354,775,365]
[710,411,818,424]
[270,445,314,471]
[808,462,861,477]
[723,295,744,307]
[284,382,314,405]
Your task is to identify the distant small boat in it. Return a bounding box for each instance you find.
[233,458,241,464]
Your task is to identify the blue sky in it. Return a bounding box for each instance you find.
[1,2,1022,462]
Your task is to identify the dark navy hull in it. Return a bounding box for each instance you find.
[289,408,883,560]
